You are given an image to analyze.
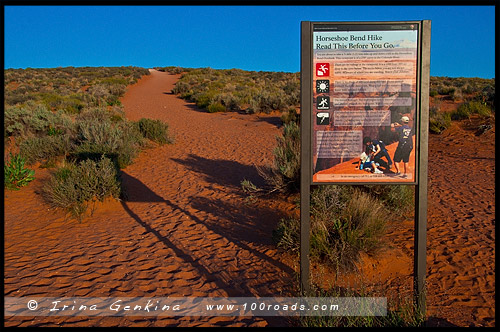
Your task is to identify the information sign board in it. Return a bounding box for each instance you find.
[310,23,421,184]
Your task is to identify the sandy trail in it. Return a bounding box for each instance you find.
[4,70,296,327]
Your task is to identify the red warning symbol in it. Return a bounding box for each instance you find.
[316,63,329,77]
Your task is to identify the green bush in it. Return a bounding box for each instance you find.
[4,102,74,138]
[73,122,142,169]
[428,107,452,134]
[42,156,121,220]
[273,122,301,191]
[471,101,493,117]
[207,102,226,113]
[273,184,414,272]
[274,186,388,272]
[38,93,85,113]
[135,118,172,144]
[272,217,301,253]
[451,104,472,120]
[170,67,300,114]
[19,135,72,165]
[362,185,414,217]
[437,85,455,96]
[171,81,191,95]
[242,121,300,194]
[280,107,300,125]
[451,101,492,120]
[4,153,35,190]
[195,90,219,109]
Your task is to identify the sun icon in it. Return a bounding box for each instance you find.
[316,80,329,93]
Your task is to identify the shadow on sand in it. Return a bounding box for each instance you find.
[171,154,268,191]
[119,171,294,291]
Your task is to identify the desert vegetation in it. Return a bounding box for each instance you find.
[429,76,495,134]
[170,67,300,114]
[4,66,172,219]
[168,68,494,135]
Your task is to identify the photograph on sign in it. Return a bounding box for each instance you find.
[312,23,419,183]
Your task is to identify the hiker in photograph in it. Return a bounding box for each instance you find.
[356,152,383,174]
[363,136,393,171]
[391,116,414,178]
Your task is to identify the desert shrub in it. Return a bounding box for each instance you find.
[479,84,495,109]
[77,120,125,150]
[4,92,32,105]
[248,91,288,113]
[272,217,301,253]
[428,106,452,134]
[71,109,144,168]
[99,77,128,85]
[429,90,438,97]
[135,118,172,144]
[324,188,386,270]
[170,67,300,113]
[274,185,387,272]
[361,185,414,217]
[308,186,387,271]
[451,101,492,120]
[37,93,85,113]
[219,93,240,111]
[242,121,300,195]
[451,88,463,101]
[437,85,455,96]
[19,135,72,165]
[470,101,493,117]
[207,102,226,113]
[42,156,121,220]
[169,67,184,74]
[86,84,111,106]
[158,66,186,74]
[281,107,300,125]
[4,153,35,190]
[171,81,191,95]
[73,121,142,169]
[273,121,301,191]
[4,102,74,138]
[195,90,219,109]
[451,103,473,120]
[106,94,122,106]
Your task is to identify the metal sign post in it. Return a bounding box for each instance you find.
[414,19,431,315]
[300,20,431,316]
[300,21,312,295]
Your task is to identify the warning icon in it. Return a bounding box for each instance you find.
[316,96,330,110]
[316,63,329,77]
[316,112,330,125]
[316,80,329,93]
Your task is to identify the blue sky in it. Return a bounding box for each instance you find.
[4,5,496,78]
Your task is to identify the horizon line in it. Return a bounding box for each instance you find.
[3,65,495,80]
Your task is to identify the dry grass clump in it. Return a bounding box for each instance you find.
[42,156,121,221]
[273,186,391,272]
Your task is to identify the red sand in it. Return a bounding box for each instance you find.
[4,70,495,327]
[4,70,296,327]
